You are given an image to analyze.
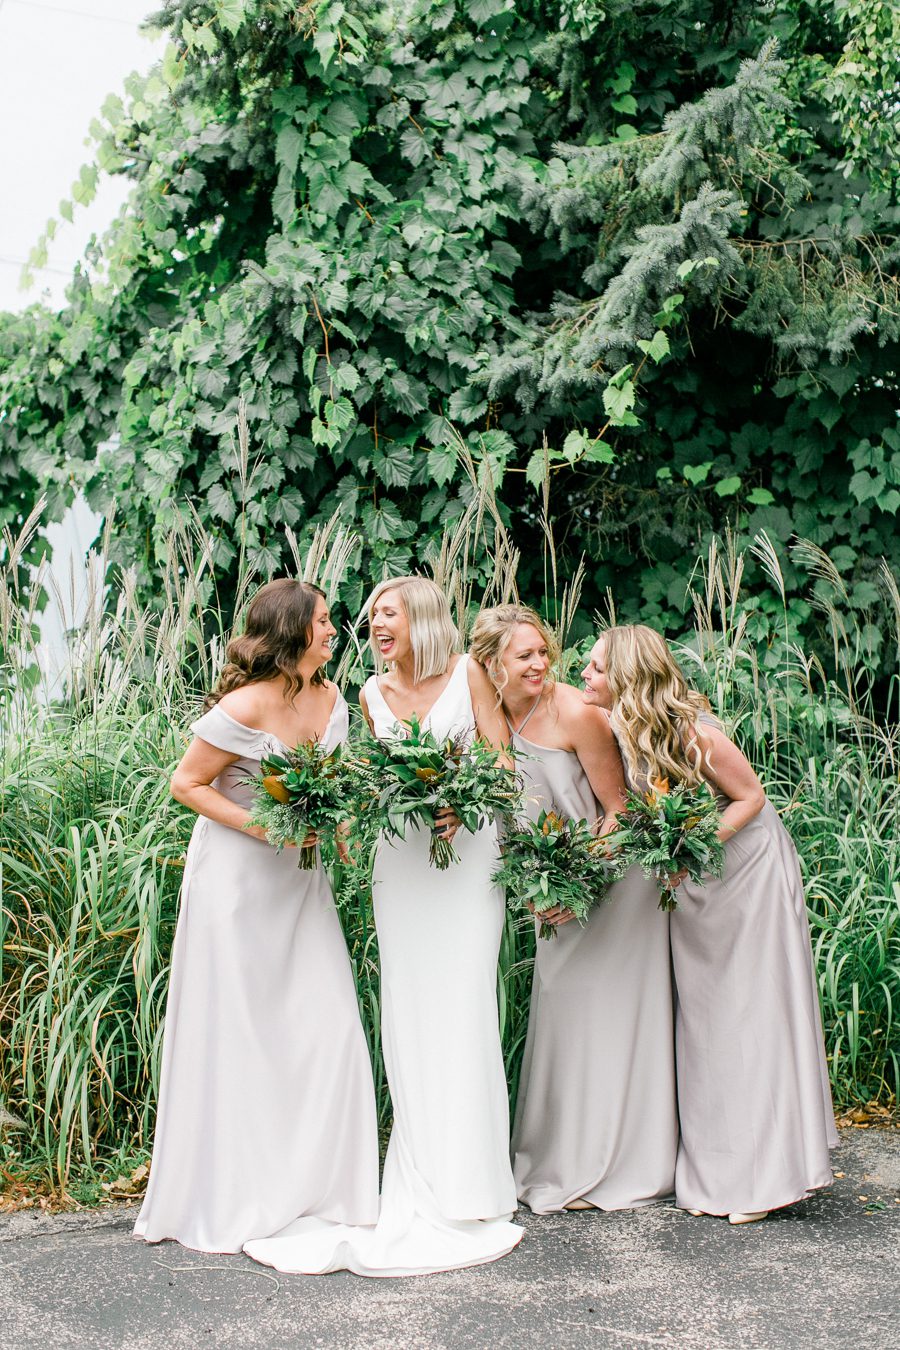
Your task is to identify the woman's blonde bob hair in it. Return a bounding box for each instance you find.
[602,624,715,789]
[366,575,458,683]
[469,604,560,698]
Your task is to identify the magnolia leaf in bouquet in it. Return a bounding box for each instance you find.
[602,778,725,911]
[347,714,521,869]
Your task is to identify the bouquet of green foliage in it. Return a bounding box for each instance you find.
[602,777,725,911]
[494,809,617,940]
[244,742,352,869]
[351,715,521,868]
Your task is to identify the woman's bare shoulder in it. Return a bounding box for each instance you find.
[215,683,271,726]
[551,681,584,709]
[553,682,611,732]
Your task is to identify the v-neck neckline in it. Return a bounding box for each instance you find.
[512,729,577,757]
[507,690,578,755]
[506,691,543,737]
[373,655,467,730]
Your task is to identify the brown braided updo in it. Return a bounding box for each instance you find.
[205,579,327,709]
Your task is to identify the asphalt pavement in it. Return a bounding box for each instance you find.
[1,1128,898,1350]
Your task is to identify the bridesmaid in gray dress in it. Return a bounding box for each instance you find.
[470,606,679,1213]
[135,580,379,1253]
[587,624,837,1225]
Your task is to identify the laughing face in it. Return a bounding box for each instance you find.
[370,588,411,665]
[499,623,552,702]
[581,637,612,709]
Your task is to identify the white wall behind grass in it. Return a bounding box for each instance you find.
[1,0,162,681]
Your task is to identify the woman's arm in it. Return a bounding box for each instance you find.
[359,687,374,733]
[468,659,512,765]
[566,703,627,834]
[693,725,767,840]
[170,739,270,842]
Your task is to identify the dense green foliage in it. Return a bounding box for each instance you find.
[2,0,900,1190]
[1,0,899,668]
[1,511,898,1190]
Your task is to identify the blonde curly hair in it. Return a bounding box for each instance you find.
[603,625,714,789]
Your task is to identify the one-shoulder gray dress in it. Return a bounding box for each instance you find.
[671,726,838,1214]
[510,713,678,1212]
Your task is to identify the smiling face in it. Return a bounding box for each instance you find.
[581,638,612,709]
[370,587,411,665]
[308,593,337,667]
[499,623,552,701]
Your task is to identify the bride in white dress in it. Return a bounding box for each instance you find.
[245,576,524,1276]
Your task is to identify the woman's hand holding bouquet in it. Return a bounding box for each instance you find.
[244,742,353,870]
[351,715,521,869]
[494,808,616,939]
[601,777,725,910]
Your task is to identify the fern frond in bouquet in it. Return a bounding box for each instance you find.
[351,715,521,869]
[244,741,352,870]
[602,778,725,911]
[494,809,616,939]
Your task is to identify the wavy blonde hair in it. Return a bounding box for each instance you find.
[366,576,458,683]
[469,604,560,701]
[602,625,714,788]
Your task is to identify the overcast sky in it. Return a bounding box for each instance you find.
[0,0,164,669]
[0,0,163,314]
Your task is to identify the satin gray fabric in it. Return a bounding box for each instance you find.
[134,697,380,1253]
[671,796,838,1215]
[510,730,678,1212]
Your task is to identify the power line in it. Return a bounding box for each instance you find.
[0,255,74,277]
[5,0,146,28]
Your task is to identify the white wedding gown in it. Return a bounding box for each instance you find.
[244,656,523,1276]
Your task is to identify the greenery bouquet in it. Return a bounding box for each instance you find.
[494,809,617,940]
[352,715,521,868]
[603,778,726,911]
[244,742,352,869]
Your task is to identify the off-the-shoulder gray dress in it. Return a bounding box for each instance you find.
[134,695,379,1253]
[671,729,838,1215]
[510,709,678,1212]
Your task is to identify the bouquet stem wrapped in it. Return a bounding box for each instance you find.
[351,715,521,869]
[602,777,725,910]
[244,743,351,869]
[494,809,616,939]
